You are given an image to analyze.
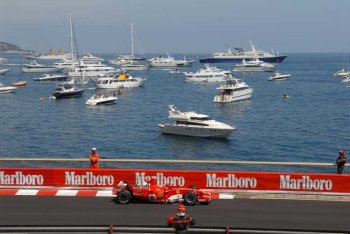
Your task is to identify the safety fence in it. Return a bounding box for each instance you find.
[0,225,348,234]
[0,158,347,174]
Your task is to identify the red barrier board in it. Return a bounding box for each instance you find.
[0,168,350,193]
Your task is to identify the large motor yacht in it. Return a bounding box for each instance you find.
[22,60,64,73]
[66,62,118,78]
[158,105,236,138]
[93,73,145,89]
[121,62,149,71]
[213,78,253,103]
[233,58,275,72]
[147,54,193,67]
[184,64,231,82]
[199,41,287,63]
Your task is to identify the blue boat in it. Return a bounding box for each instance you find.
[199,41,287,63]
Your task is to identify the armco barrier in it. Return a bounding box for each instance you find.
[1,168,350,194]
[0,226,348,234]
[0,158,347,173]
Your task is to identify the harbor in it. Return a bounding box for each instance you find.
[0,53,349,163]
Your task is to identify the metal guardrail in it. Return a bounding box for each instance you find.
[0,225,348,234]
[0,158,348,174]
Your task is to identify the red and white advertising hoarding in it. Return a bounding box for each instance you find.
[1,168,349,193]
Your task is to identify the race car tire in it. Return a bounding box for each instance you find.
[117,190,132,204]
[183,191,198,206]
[188,185,198,189]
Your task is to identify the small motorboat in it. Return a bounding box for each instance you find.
[12,81,27,87]
[334,69,350,77]
[0,83,17,94]
[0,68,10,75]
[342,76,350,83]
[86,93,117,106]
[267,72,290,81]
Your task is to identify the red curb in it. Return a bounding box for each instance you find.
[77,190,98,196]
[0,189,17,196]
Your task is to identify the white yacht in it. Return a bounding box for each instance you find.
[0,58,7,64]
[158,105,236,138]
[147,54,193,67]
[199,41,287,63]
[213,78,253,103]
[109,56,130,65]
[0,83,17,94]
[86,93,117,106]
[0,68,10,75]
[342,76,350,83]
[334,69,350,77]
[22,60,64,73]
[33,73,68,81]
[121,62,148,71]
[267,72,290,81]
[233,58,275,72]
[184,64,231,82]
[93,73,145,89]
[80,53,104,64]
[66,62,118,78]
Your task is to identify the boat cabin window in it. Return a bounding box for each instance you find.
[176,120,209,126]
[190,117,212,121]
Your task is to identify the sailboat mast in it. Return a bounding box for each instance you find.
[130,22,134,57]
[69,13,74,60]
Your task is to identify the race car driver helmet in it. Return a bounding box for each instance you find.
[177,204,186,216]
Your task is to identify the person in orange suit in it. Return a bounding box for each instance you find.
[89,148,100,169]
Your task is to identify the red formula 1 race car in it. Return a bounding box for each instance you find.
[112,180,211,206]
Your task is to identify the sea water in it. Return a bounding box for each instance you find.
[0,53,349,163]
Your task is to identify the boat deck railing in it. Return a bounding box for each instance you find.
[0,158,347,174]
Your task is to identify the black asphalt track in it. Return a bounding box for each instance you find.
[0,196,349,231]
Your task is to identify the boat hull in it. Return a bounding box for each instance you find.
[214,89,253,103]
[0,69,10,75]
[0,87,17,94]
[185,76,227,82]
[34,75,68,81]
[158,124,235,138]
[148,61,193,67]
[52,89,84,99]
[95,78,145,89]
[233,66,275,72]
[200,55,287,63]
[86,98,117,106]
